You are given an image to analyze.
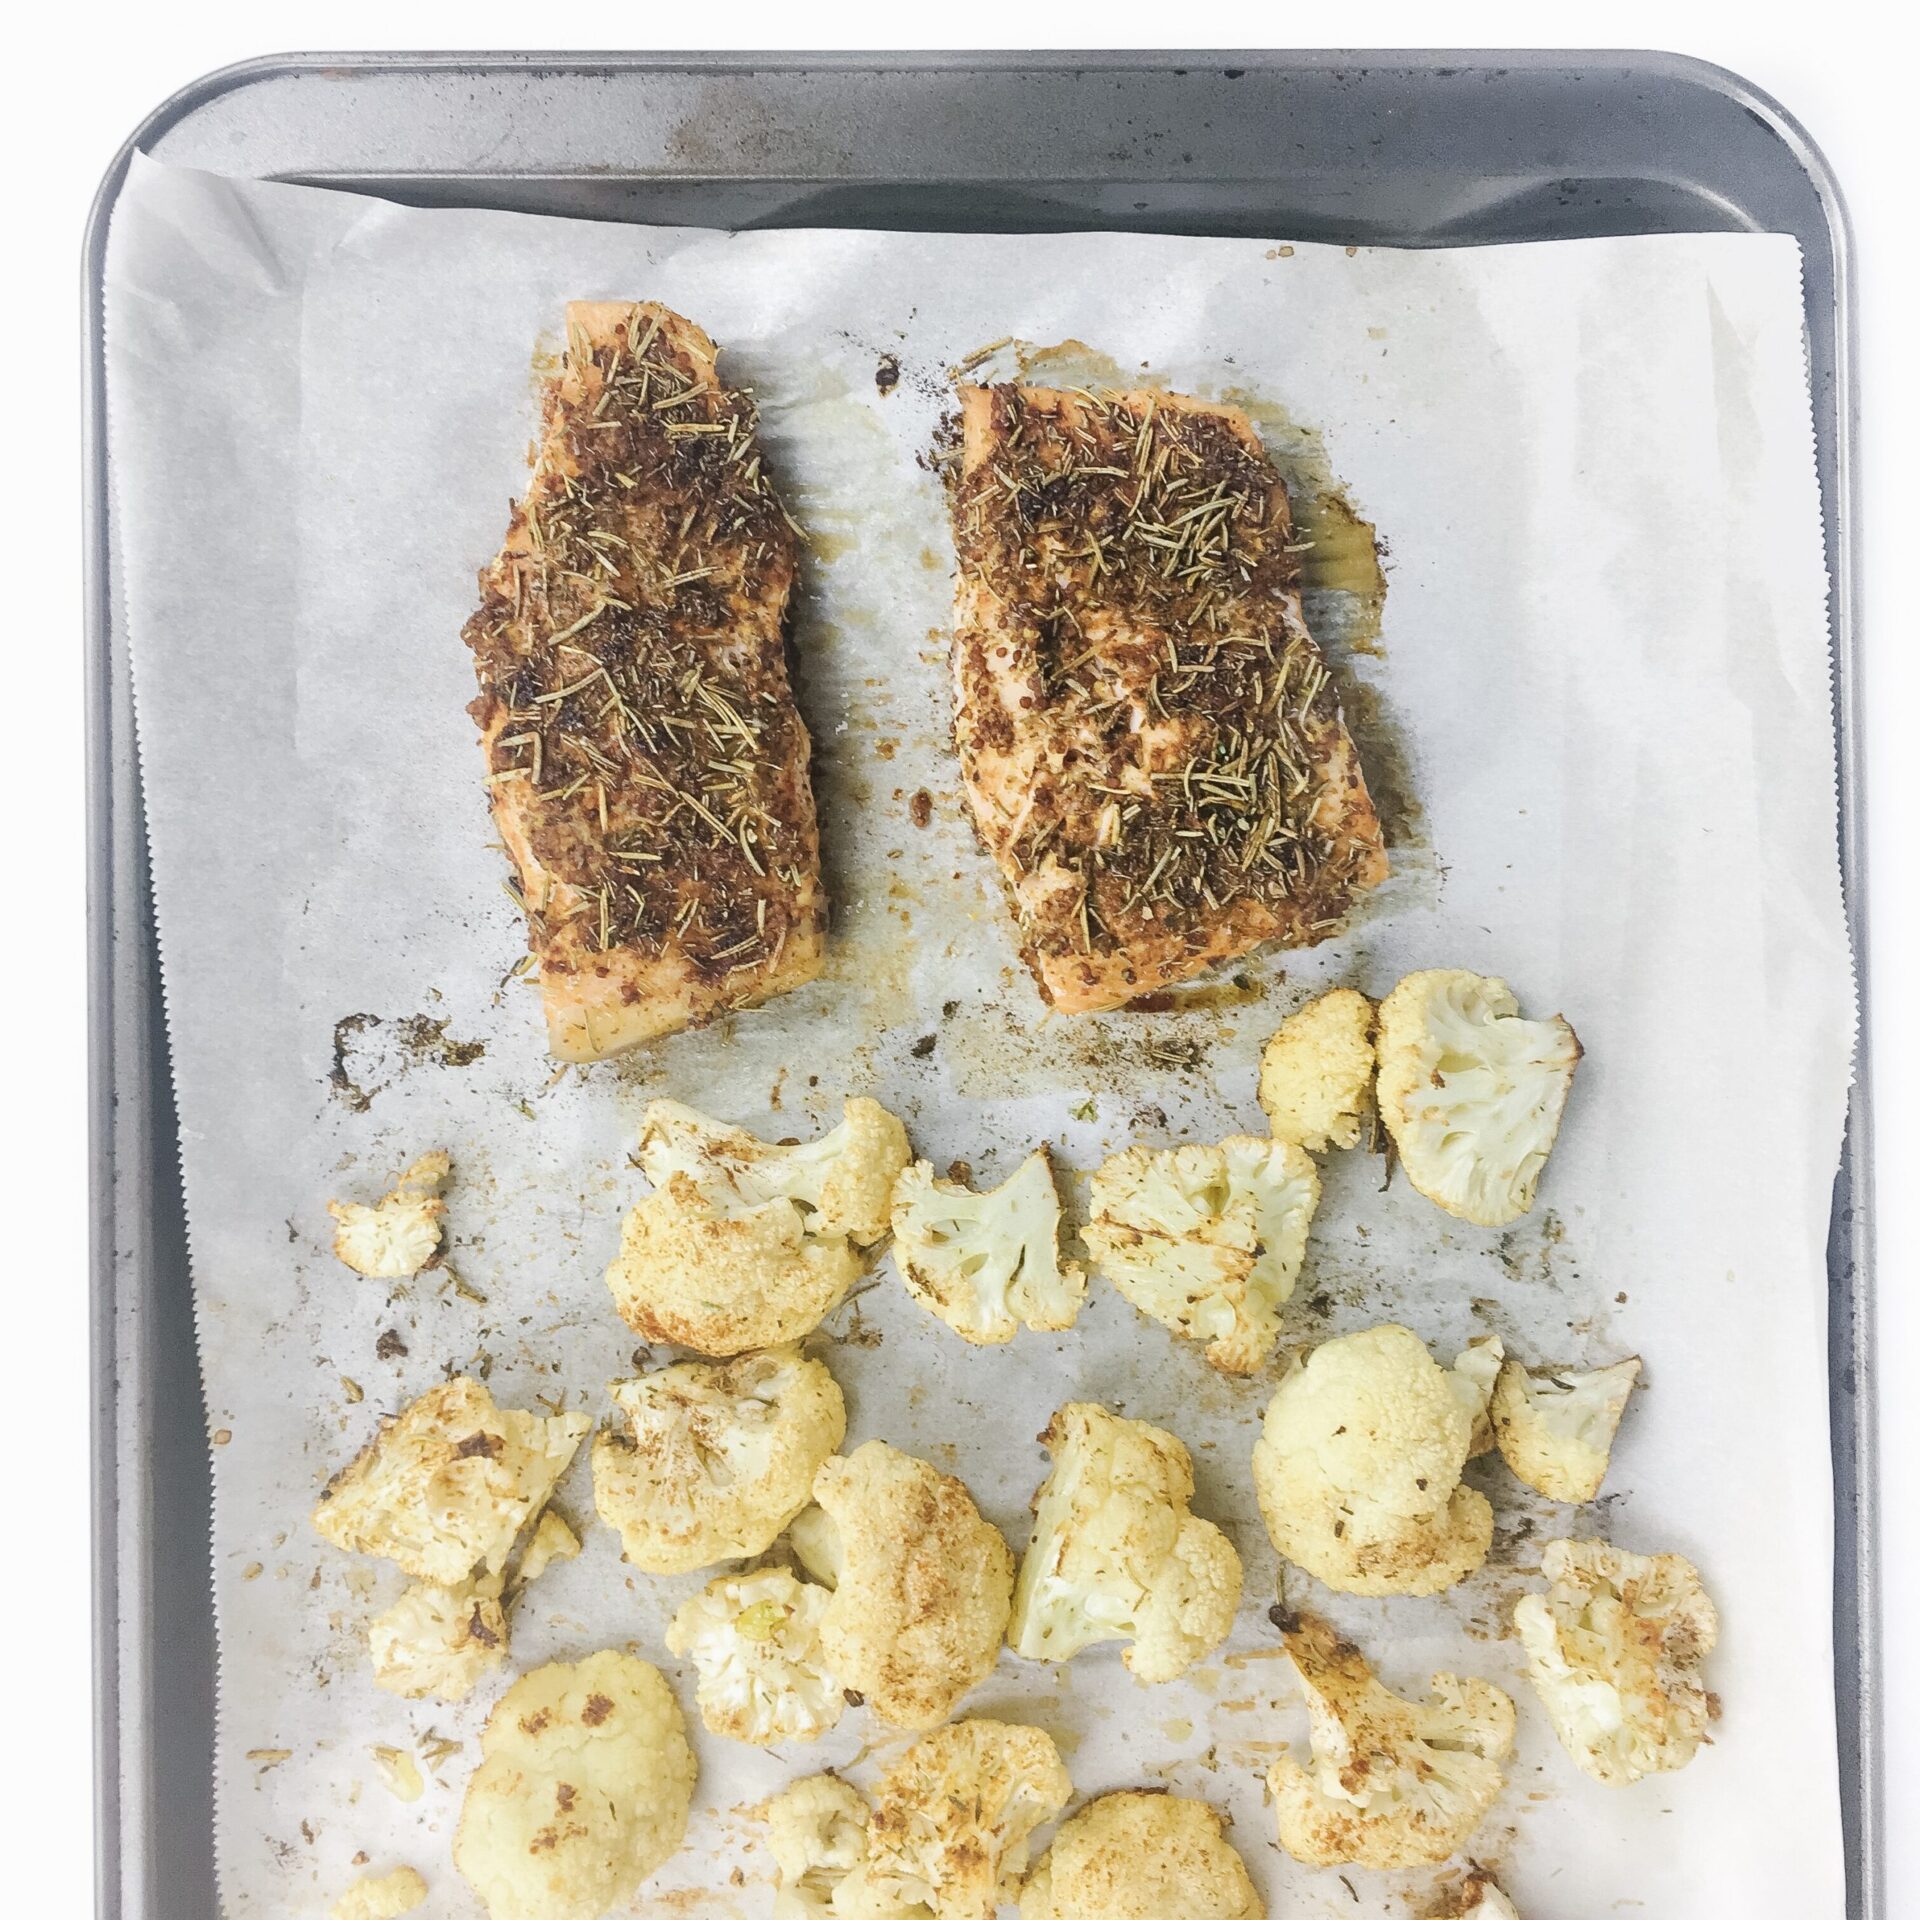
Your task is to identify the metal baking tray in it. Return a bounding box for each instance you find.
[84,50,1873,1920]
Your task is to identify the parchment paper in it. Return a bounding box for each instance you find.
[104,153,1854,1919]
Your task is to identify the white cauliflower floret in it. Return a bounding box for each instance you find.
[1514,1537,1720,1785]
[1492,1356,1640,1502]
[666,1567,844,1746]
[765,1775,901,1919]
[453,1649,695,1920]
[592,1346,844,1575]
[1258,987,1376,1152]
[1252,1324,1492,1596]
[330,1866,427,1920]
[1452,1335,1506,1457]
[312,1377,590,1585]
[1268,1612,1515,1869]
[838,1719,1071,1920]
[890,1148,1085,1344]
[1084,1135,1320,1375]
[1376,970,1581,1228]
[606,1098,910,1353]
[512,1508,581,1587]
[811,1440,1013,1729]
[1008,1402,1241,1683]
[328,1151,450,1279]
[369,1572,506,1701]
[1017,1790,1259,1920]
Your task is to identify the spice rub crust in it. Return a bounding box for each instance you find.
[950,382,1387,1012]
[464,302,824,1060]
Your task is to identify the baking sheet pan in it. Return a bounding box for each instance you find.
[84,51,1872,1920]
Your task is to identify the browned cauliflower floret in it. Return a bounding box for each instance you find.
[1448,1876,1522,1919]
[1017,1790,1259,1920]
[312,1377,589,1586]
[665,1567,844,1746]
[1514,1537,1720,1785]
[1258,987,1377,1152]
[368,1573,507,1701]
[1376,970,1581,1228]
[1252,1325,1492,1596]
[810,1440,1013,1729]
[890,1147,1086,1344]
[328,1151,450,1279]
[838,1719,1071,1920]
[1008,1402,1241,1683]
[1084,1135,1321,1375]
[606,1098,910,1354]
[1491,1355,1640,1502]
[330,1866,427,1920]
[453,1649,695,1920]
[1268,1613,1515,1869]
[592,1346,845,1575]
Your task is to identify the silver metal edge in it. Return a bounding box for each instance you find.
[84,48,1872,1919]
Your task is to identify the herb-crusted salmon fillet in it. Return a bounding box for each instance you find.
[950,383,1387,1012]
[464,302,824,1060]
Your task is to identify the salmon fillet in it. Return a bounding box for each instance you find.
[464,302,824,1061]
[950,383,1387,1012]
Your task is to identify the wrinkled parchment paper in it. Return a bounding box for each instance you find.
[105,154,1854,1918]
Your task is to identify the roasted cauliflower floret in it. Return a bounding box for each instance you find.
[453,1649,695,1920]
[1017,1790,1259,1920]
[512,1508,581,1587]
[810,1440,1013,1729]
[606,1098,910,1353]
[1452,1334,1506,1457]
[369,1573,507,1701]
[666,1567,844,1746]
[1376,969,1580,1228]
[592,1346,845,1575]
[312,1377,590,1585]
[1084,1135,1320,1375]
[1491,1356,1640,1502]
[1514,1537,1720,1785]
[1008,1402,1241,1683]
[1258,987,1377,1152]
[1268,1613,1515,1870]
[1449,1876,1521,1919]
[765,1775,897,1919]
[839,1719,1071,1920]
[330,1866,427,1920]
[328,1151,450,1279]
[1252,1324,1492,1597]
[890,1148,1086,1344]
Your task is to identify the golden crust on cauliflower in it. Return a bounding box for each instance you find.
[369,1573,507,1701]
[328,1152,450,1279]
[1085,1135,1320,1375]
[1268,1612,1514,1870]
[1258,987,1376,1152]
[330,1866,427,1920]
[1017,1790,1259,1920]
[453,1649,694,1920]
[1514,1536,1720,1786]
[312,1377,590,1586]
[666,1567,844,1746]
[811,1440,1013,1730]
[1252,1324,1492,1597]
[842,1719,1071,1920]
[1491,1356,1640,1502]
[606,1098,910,1353]
[890,1147,1086,1344]
[593,1346,845,1575]
[1376,969,1580,1228]
[1009,1402,1241,1683]
[765,1775,891,1919]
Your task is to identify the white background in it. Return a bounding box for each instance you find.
[1,5,1910,1912]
